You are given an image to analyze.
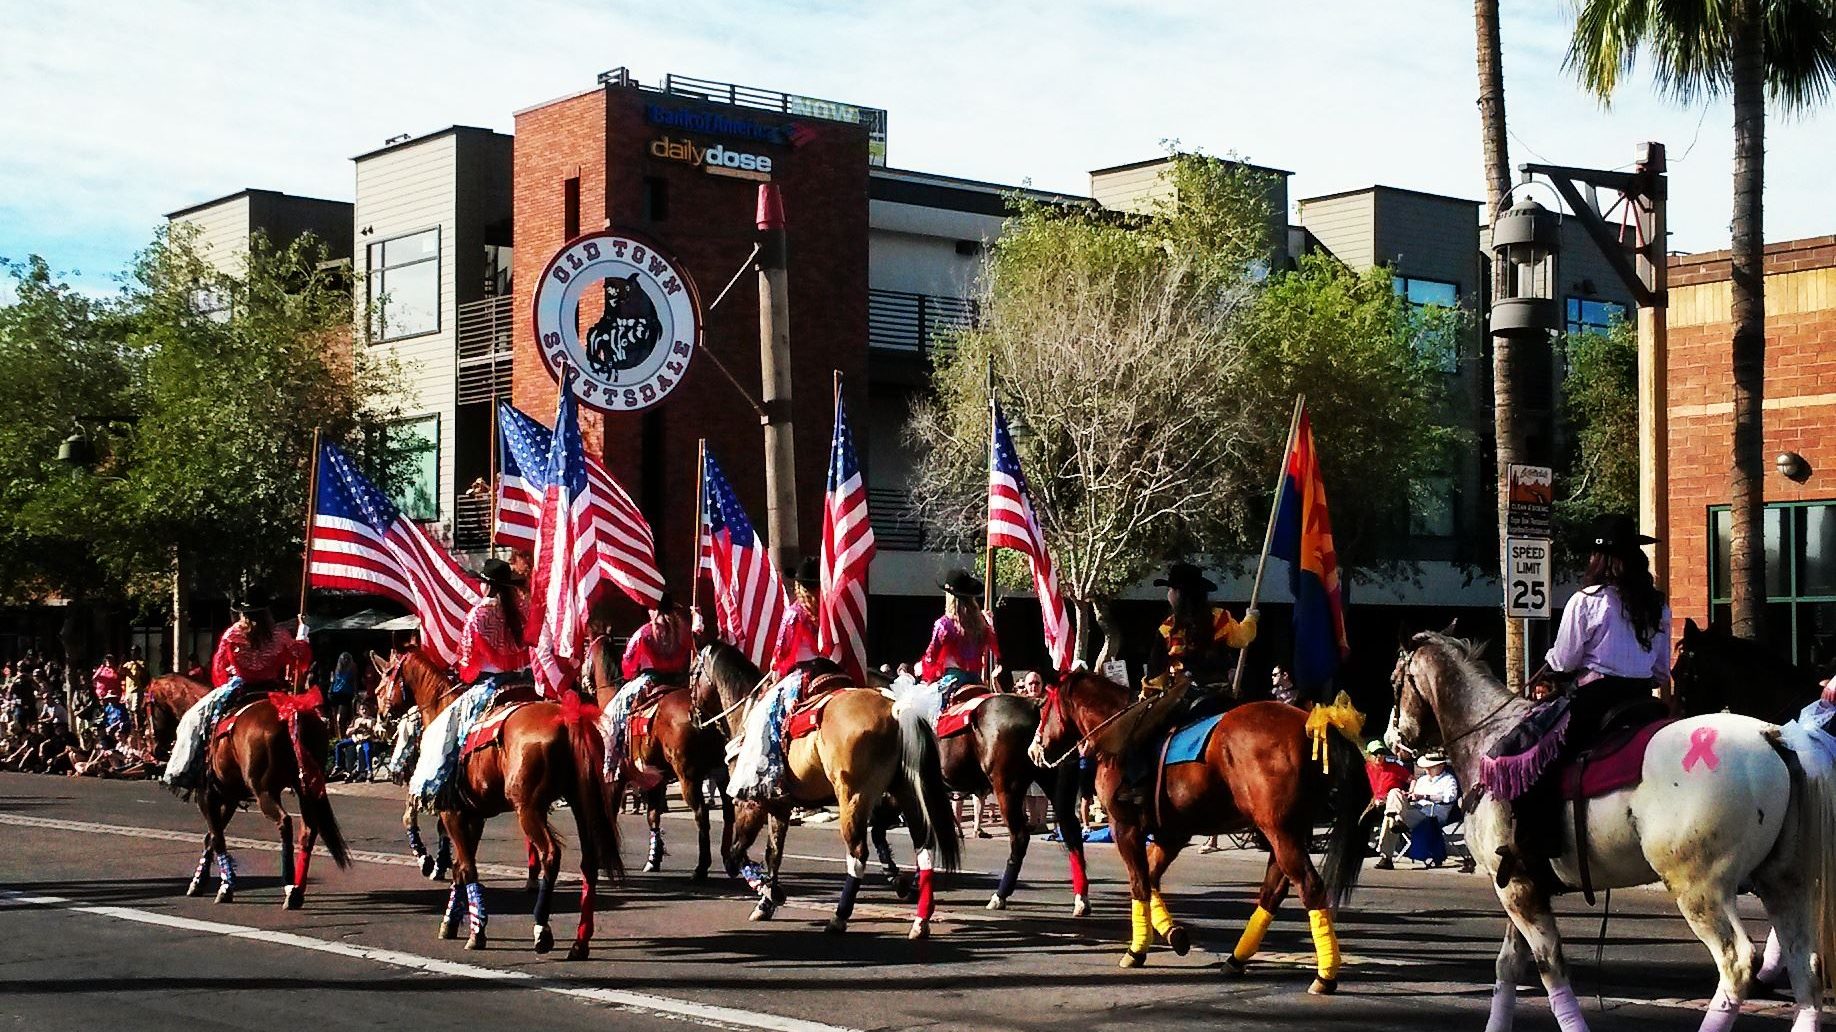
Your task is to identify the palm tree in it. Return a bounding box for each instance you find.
[1475,0,1528,690]
[1567,0,1836,639]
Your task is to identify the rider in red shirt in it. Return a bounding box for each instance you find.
[621,596,692,682]
[917,572,1000,703]
[212,589,312,690]
[457,561,532,685]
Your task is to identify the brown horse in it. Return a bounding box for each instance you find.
[379,648,621,958]
[702,641,962,938]
[144,674,210,761]
[186,687,353,910]
[1030,672,1368,994]
[586,636,732,880]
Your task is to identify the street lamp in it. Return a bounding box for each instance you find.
[1489,197,1563,339]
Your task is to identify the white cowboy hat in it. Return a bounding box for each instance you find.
[1418,752,1449,766]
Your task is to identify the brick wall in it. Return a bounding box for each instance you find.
[1665,236,1836,625]
[514,84,869,624]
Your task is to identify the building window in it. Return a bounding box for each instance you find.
[366,228,441,342]
[563,177,581,240]
[385,415,441,521]
[1566,297,1629,337]
[482,244,512,298]
[1409,476,1456,538]
[1708,502,1836,664]
[192,285,232,323]
[1394,276,1460,373]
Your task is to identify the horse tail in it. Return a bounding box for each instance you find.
[563,695,624,881]
[1783,737,1836,987]
[293,710,352,869]
[895,702,963,873]
[1317,729,1371,908]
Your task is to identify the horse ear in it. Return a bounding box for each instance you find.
[369,651,388,676]
[1684,618,1701,640]
[1439,618,1459,637]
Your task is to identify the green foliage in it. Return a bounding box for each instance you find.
[908,152,1456,618]
[1556,321,1638,558]
[0,229,406,612]
[1566,0,1836,110]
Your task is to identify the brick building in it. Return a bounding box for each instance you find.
[1665,235,1836,663]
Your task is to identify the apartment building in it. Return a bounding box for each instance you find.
[167,188,352,276]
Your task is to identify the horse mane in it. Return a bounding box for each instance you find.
[1409,631,1500,687]
[701,640,763,710]
[146,673,210,712]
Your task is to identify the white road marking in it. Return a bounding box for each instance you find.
[0,888,859,1032]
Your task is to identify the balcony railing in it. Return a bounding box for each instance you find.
[598,67,889,166]
[868,289,978,361]
[454,494,492,552]
[869,487,932,552]
[457,295,513,406]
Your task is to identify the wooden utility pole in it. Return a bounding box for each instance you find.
[1634,143,1670,588]
[755,184,799,574]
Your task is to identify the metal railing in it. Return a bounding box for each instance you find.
[869,487,931,552]
[867,289,978,360]
[598,67,888,165]
[453,494,492,552]
[457,295,513,406]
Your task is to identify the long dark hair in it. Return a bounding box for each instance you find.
[489,582,526,645]
[246,608,275,649]
[1170,587,1213,646]
[1585,548,1665,650]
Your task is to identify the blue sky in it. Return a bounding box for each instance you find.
[3,0,1832,296]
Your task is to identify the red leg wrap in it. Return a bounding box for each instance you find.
[916,869,935,920]
[575,878,595,944]
[1067,849,1089,896]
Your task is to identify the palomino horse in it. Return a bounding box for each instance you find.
[702,641,962,938]
[879,688,1089,916]
[586,635,732,880]
[144,673,209,761]
[1391,631,1835,1032]
[1029,671,1369,994]
[379,648,622,958]
[187,687,352,909]
[1672,618,1824,724]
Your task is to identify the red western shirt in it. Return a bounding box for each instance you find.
[621,617,692,681]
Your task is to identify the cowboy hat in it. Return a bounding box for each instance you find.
[1418,752,1449,766]
[1153,561,1216,594]
[1586,513,1658,554]
[939,570,985,599]
[787,555,821,592]
[230,586,273,614]
[478,557,525,588]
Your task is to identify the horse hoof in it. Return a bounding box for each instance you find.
[1167,925,1190,956]
[565,941,589,962]
[1119,948,1147,969]
[692,866,710,883]
[1222,955,1249,978]
[215,887,233,905]
[465,931,487,951]
[892,875,915,903]
[282,885,303,911]
[534,925,554,954]
[824,918,847,934]
[435,865,452,882]
[642,860,660,874]
[421,855,439,879]
[749,899,776,922]
[908,918,930,941]
[986,894,1007,911]
[1072,894,1090,918]
[1309,976,1338,996]
[438,919,458,941]
[186,878,206,899]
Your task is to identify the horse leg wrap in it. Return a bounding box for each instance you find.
[279,819,296,887]
[647,830,665,868]
[741,861,767,895]
[465,881,487,934]
[1066,849,1089,898]
[1485,980,1517,1032]
[443,884,465,925]
[576,880,595,944]
[836,871,862,925]
[1124,898,1152,965]
[533,875,554,927]
[189,851,212,894]
[994,856,1022,900]
[1757,928,1786,986]
[215,852,237,890]
[1789,1006,1819,1032]
[407,824,428,858]
[1698,989,1741,1032]
[1546,984,1589,1032]
[296,829,316,889]
[1149,893,1176,937]
[1307,909,1342,981]
[914,848,935,921]
[1233,905,1275,964]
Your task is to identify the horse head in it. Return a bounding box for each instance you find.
[1027,668,1126,767]
[1389,630,1496,755]
[1671,618,1820,722]
[375,648,449,719]
[694,639,763,737]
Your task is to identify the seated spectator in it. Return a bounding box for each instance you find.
[1364,739,1411,805]
[1269,665,1302,706]
[331,695,382,782]
[1017,670,1046,700]
[1375,751,1472,871]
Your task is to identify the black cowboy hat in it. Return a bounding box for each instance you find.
[230,585,273,614]
[939,570,985,599]
[1586,513,1658,554]
[1153,561,1216,595]
[479,557,525,588]
[787,556,821,591]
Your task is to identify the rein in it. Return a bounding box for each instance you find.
[1398,648,1520,753]
[691,647,773,733]
[1035,683,1158,768]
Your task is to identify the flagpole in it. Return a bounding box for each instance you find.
[691,437,707,615]
[982,357,997,686]
[1230,394,1305,698]
[488,397,501,559]
[297,426,323,628]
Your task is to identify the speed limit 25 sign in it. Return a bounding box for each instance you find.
[1506,537,1552,619]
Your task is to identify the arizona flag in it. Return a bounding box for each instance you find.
[1271,406,1349,693]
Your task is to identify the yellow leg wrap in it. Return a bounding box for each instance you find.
[1148,893,1175,937]
[1308,908,1342,981]
[1232,905,1275,962]
[1128,898,1152,953]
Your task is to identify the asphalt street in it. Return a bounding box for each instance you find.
[0,772,1804,1030]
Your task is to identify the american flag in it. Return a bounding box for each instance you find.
[496,401,664,608]
[988,400,1073,672]
[699,450,787,668]
[307,440,482,667]
[819,391,874,684]
[528,378,601,697]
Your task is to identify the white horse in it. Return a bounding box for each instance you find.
[1390,631,1836,1032]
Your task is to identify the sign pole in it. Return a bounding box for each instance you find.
[1230,395,1305,698]
[983,358,997,686]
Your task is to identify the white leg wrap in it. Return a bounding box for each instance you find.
[846,855,867,878]
[1547,984,1589,1032]
[1485,981,1516,1032]
[915,848,934,872]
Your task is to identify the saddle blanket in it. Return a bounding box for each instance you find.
[211,697,276,742]
[786,690,845,742]
[628,702,661,745]
[460,702,534,762]
[1162,713,1226,767]
[936,693,994,739]
[1560,719,1675,801]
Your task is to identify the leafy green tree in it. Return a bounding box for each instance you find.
[1568,0,1836,638]
[1555,322,1638,559]
[908,154,1455,661]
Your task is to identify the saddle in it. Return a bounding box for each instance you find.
[211,698,271,743]
[936,691,995,740]
[459,699,538,762]
[1150,713,1228,827]
[784,684,860,742]
[1562,705,1673,904]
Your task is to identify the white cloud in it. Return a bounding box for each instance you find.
[3,0,1830,289]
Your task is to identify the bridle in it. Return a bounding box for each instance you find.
[1030,673,1161,768]
[381,651,460,718]
[1393,641,1518,753]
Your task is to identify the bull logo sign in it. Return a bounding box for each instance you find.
[532,230,702,413]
